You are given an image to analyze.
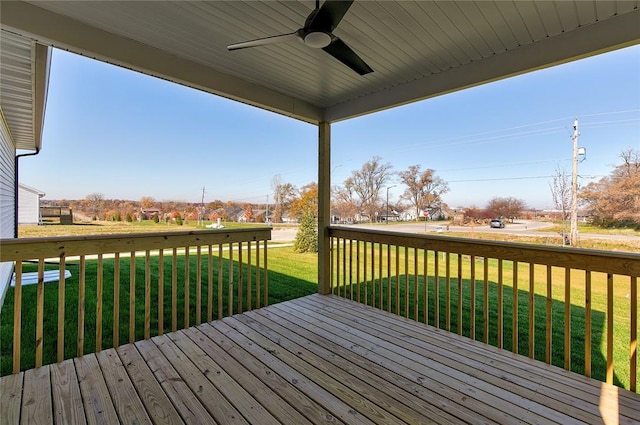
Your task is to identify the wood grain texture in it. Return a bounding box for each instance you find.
[4,295,639,425]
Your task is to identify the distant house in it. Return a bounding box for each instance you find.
[18,183,45,224]
[140,208,161,220]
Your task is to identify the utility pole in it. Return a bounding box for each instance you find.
[386,185,395,224]
[200,186,206,224]
[570,119,579,247]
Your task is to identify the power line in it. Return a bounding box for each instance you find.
[447,174,603,183]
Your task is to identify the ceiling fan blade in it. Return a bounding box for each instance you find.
[309,0,354,32]
[227,32,300,51]
[323,37,373,75]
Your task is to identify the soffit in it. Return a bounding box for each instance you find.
[0,29,49,150]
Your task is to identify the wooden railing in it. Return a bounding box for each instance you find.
[1,228,270,374]
[329,226,639,392]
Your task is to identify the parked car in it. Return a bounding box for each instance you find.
[490,218,505,228]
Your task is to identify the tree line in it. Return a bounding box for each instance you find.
[46,149,638,229]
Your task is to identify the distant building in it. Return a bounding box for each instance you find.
[18,183,45,224]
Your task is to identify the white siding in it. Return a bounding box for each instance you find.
[18,184,42,224]
[0,112,16,309]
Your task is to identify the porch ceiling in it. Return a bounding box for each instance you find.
[1,0,639,129]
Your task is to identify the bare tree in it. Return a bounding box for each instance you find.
[332,183,358,222]
[485,197,526,221]
[271,174,297,223]
[347,156,393,221]
[549,167,572,238]
[85,192,105,219]
[398,165,449,220]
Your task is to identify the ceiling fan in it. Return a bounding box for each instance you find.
[227,0,373,75]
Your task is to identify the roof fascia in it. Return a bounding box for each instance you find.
[33,42,51,151]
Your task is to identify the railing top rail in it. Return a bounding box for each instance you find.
[0,228,272,261]
[328,226,640,276]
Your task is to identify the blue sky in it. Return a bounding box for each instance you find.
[20,44,639,210]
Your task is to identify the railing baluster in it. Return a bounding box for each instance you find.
[172,248,178,332]
[457,254,462,335]
[329,236,334,293]
[483,258,488,343]
[404,246,409,318]
[129,251,136,343]
[378,243,383,309]
[497,259,503,349]
[631,275,637,392]
[263,239,268,307]
[349,239,353,300]
[144,251,151,340]
[246,242,252,312]
[513,261,518,354]
[218,243,224,318]
[423,249,428,325]
[184,247,190,328]
[158,249,164,335]
[334,237,340,296]
[387,244,392,313]
[197,245,202,324]
[78,256,86,356]
[445,252,451,332]
[238,242,243,314]
[528,263,535,359]
[13,261,22,374]
[255,242,260,310]
[606,273,614,384]
[546,265,552,364]
[413,248,418,321]
[356,240,361,303]
[114,253,120,347]
[470,256,475,340]
[228,243,234,316]
[370,242,375,308]
[395,246,400,316]
[585,270,591,377]
[343,238,347,299]
[564,267,571,370]
[207,245,213,321]
[35,260,44,367]
[57,256,66,362]
[362,241,367,306]
[434,251,440,329]
[97,254,104,351]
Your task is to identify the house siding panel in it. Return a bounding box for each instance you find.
[0,113,16,310]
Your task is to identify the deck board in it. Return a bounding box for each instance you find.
[2,294,638,424]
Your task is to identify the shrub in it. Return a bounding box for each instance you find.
[293,206,317,253]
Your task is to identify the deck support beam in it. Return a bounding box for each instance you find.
[317,121,331,294]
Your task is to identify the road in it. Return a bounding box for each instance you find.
[271,221,639,243]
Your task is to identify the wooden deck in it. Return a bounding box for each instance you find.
[2,294,638,425]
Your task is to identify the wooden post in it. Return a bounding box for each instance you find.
[318,121,331,294]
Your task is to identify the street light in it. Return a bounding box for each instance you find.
[386,185,396,224]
